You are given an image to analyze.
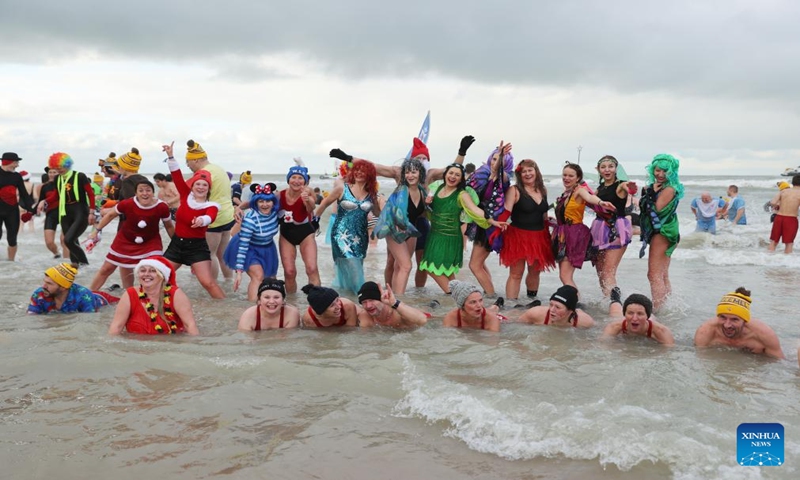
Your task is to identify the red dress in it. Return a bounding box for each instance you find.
[124,286,186,335]
[107,198,171,268]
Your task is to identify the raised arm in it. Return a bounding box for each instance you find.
[427,135,475,183]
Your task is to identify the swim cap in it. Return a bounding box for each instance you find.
[778,181,790,191]
[716,291,751,322]
[623,293,653,318]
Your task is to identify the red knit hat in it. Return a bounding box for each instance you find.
[188,169,213,190]
[136,255,177,286]
[410,138,429,160]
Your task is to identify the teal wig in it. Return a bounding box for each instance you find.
[646,153,684,200]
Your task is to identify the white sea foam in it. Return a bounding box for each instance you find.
[394,354,770,480]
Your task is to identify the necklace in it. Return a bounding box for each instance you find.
[138,284,178,334]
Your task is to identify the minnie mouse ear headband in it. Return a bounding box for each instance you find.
[249,182,280,211]
[250,182,278,194]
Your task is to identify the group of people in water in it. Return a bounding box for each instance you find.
[0,137,794,365]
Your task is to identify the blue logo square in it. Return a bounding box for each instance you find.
[737,423,784,466]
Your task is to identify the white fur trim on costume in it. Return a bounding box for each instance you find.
[187,194,220,211]
[167,158,180,172]
[198,215,212,227]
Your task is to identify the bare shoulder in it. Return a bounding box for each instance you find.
[603,319,624,336]
[283,305,301,328]
[693,319,716,345]
[518,306,548,324]
[442,309,458,327]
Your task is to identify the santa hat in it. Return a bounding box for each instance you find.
[188,169,213,190]
[135,255,177,286]
[410,138,430,160]
[19,170,31,181]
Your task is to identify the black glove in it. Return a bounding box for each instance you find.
[458,135,475,156]
[329,148,353,162]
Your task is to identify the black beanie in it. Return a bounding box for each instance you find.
[550,285,578,311]
[357,281,381,303]
[302,284,339,315]
[623,293,653,318]
[258,278,286,299]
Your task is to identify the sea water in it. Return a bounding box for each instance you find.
[1,174,798,479]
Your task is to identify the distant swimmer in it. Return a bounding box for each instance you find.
[603,293,674,345]
[442,280,501,332]
[516,285,595,328]
[356,281,428,328]
[690,192,725,234]
[28,263,118,315]
[300,284,359,328]
[693,287,785,359]
[767,175,800,253]
[238,279,300,331]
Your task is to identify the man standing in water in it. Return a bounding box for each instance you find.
[721,185,746,225]
[690,192,725,234]
[694,287,784,359]
[768,175,800,253]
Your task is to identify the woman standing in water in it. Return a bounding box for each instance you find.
[419,163,498,294]
[277,164,320,294]
[552,163,614,295]
[639,154,684,310]
[465,142,513,300]
[499,159,555,306]
[315,160,379,294]
[590,155,637,303]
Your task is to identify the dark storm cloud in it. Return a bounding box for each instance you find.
[2,0,800,100]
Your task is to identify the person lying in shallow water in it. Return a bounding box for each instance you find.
[300,284,359,328]
[238,278,300,331]
[603,293,674,345]
[356,281,428,328]
[515,285,594,329]
[694,287,784,359]
[442,280,501,332]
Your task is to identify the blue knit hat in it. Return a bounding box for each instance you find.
[287,165,309,184]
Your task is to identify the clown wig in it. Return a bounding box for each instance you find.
[48,152,73,171]
[646,154,685,200]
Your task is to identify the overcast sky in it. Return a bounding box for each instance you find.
[1,0,799,177]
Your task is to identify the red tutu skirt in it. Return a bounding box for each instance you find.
[499,226,556,271]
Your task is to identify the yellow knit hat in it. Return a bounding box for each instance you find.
[778,181,791,191]
[185,140,207,161]
[716,291,751,322]
[92,172,104,183]
[240,170,252,184]
[45,263,78,289]
[117,148,142,173]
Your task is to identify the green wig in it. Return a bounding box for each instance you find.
[646,153,684,200]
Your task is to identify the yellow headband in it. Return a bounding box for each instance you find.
[45,263,77,289]
[716,292,751,322]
